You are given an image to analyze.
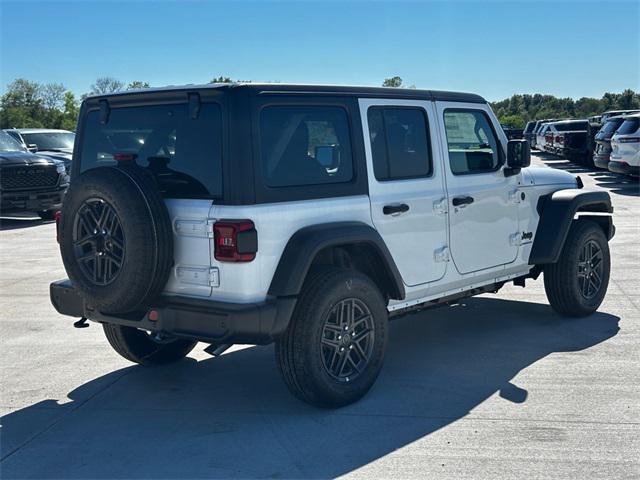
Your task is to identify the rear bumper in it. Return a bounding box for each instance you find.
[50,279,297,345]
[608,160,640,176]
[1,187,65,214]
[593,154,610,169]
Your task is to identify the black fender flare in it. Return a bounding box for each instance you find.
[268,221,405,300]
[529,189,614,265]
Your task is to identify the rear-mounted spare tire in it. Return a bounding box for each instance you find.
[59,166,173,314]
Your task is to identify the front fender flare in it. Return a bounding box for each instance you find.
[529,189,614,265]
[268,221,405,300]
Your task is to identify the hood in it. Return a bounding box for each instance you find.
[525,166,578,187]
[0,150,60,167]
[35,150,73,164]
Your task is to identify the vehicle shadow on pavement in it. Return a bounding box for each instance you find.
[535,154,639,196]
[1,297,620,479]
[0,217,50,231]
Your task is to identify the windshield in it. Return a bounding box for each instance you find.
[0,131,27,152]
[80,102,223,199]
[524,122,535,133]
[23,131,75,150]
[616,118,640,136]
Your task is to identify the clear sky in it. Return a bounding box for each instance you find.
[1,0,638,101]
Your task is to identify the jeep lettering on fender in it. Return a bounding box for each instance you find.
[50,84,614,408]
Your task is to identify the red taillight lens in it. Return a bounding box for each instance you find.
[54,211,62,243]
[213,220,257,262]
[113,153,138,162]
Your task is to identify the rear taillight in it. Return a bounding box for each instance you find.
[54,211,62,243]
[555,135,563,144]
[213,220,257,262]
[618,137,640,143]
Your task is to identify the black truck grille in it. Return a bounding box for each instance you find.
[1,165,59,190]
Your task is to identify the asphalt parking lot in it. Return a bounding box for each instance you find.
[1,154,638,479]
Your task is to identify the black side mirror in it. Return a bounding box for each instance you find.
[505,139,530,177]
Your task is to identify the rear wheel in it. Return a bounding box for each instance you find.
[544,220,610,317]
[275,267,388,408]
[103,323,196,365]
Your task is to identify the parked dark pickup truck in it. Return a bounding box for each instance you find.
[0,131,69,219]
[501,124,524,140]
[552,120,599,165]
[593,115,626,170]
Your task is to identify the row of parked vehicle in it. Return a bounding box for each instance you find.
[522,109,640,177]
[0,128,74,219]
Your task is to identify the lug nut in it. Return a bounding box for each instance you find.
[340,347,345,352]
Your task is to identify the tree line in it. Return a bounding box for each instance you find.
[1,75,638,130]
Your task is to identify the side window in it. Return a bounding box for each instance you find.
[367,107,432,181]
[260,106,353,188]
[443,110,501,175]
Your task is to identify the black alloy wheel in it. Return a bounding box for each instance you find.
[73,198,125,286]
[321,297,375,383]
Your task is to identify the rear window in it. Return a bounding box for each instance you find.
[616,118,640,135]
[260,106,353,188]
[554,121,589,132]
[601,118,625,134]
[524,122,536,133]
[79,103,223,198]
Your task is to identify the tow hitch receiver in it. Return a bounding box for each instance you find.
[73,317,89,328]
[204,343,232,357]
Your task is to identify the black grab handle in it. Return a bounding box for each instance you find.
[383,203,410,215]
[452,196,474,207]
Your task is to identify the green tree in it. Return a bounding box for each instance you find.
[61,91,79,130]
[0,78,46,128]
[127,81,150,90]
[89,77,124,95]
[382,76,403,88]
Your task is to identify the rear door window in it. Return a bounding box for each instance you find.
[367,106,432,180]
[79,103,223,198]
[616,118,640,135]
[260,106,353,187]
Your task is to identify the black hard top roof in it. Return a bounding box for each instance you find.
[85,82,486,104]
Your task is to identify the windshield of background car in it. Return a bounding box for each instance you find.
[524,122,535,133]
[616,118,640,135]
[23,131,75,150]
[79,102,223,199]
[0,131,27,152]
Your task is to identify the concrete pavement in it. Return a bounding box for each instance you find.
[1,154,638,479]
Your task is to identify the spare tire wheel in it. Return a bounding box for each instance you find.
[59,165,173,314]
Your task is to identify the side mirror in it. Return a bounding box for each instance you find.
[315,145,340,171]
[27,144,38,153]
[505,139,530,176]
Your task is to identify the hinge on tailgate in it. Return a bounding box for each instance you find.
[176,266,220,287]
[174,219,216,238]
[434,246,450,263]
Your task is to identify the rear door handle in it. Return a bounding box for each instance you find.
[452,196,474,207]
[383,203,410,215]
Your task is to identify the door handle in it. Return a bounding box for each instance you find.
[452,196,474,207]
[383,203,410,215]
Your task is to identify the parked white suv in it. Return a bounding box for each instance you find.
[609,113,640,177]
[51,84,614,407]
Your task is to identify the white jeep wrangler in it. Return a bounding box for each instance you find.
[51,84,614,407]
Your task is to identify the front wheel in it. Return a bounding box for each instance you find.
[276,267,388,408]
[544,220,610,317]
